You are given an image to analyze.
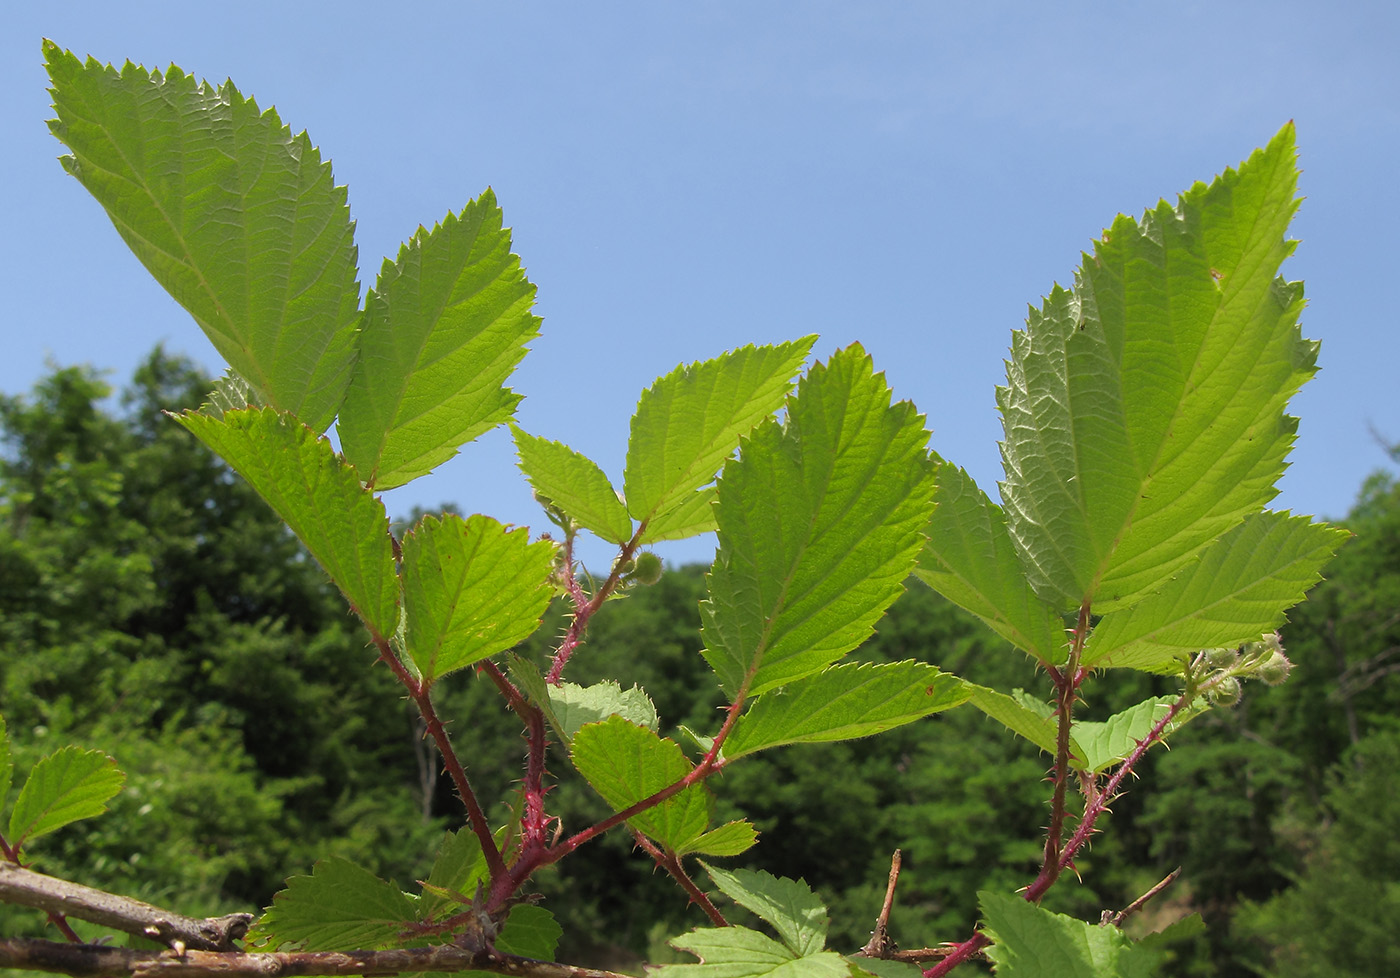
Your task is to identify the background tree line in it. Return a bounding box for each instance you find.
[2,350,1397,977]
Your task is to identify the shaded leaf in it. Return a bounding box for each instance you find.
[338,191,539,489]
[701,864,827,956]
[700,345,937,698]
[979,890,1160,977]
[724,662,969,759]
[247,857,416,951]
[549,681,659,744]
[418,829,487,922]
[8,747,123,847]
[495,904,562,960]
[46,43,359,432]
[1071,698,1178,774]
[174,408,398,638]
[401,514,556,683]
[512,426,632,544]
[962,684,1070,761]
[626,338,816,543]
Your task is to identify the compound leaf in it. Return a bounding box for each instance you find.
[401,513,556,683]
[913,464,1066,664]
[570,717,710,852]
[46,43,359,432]
[247,856,416,951]
[701,864,828,957]
[625,338,815,543]
[338,192,539,489]
[656,926,849,978]
[998,124,1315,613]
[512,426,632,544]
[724,662,969,759]
[174,408,398,638]
[979,890,1161,978]
[8,747,123,848]
[700,345,936,698]
[1083,511,1349,672]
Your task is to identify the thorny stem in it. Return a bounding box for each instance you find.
[630,831,728,927]
[476,662,553,850]
[375,637,507,883]
[546,523,647,684]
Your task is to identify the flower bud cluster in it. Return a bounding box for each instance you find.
[1192,632,1292,706]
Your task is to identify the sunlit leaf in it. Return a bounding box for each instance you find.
[980,890,1161,977]
[246,856,416,951]
[701,863,828,956]
[8,747,123,847]
[512,426,632,544]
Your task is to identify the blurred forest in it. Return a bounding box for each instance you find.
[2,351,1398,978]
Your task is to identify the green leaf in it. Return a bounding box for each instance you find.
[962,684,1065,760]
[199,370,266,419]
[338,191,540,489]
[174,408,398,638]
[418,830,487,922]
[979,890,1161,978]
[913,463,1067,663]
[701,864,827,956]
[655,926,849,978]
[45,43,359,432]
[847,960,921,978]
[401,513,556,683]
[247,856,417,951]
[8,747,124,848]
[0,717,12,810]
[700,345,937,698]
[625,337,816,543]
[1083,511,1350,672]
[997,124,1315,612]
[512,426,633,544]
[570,717,711,852]
[494,904,562,960]
[724,662,970,759]
[682,821,759,858]
[1071,698,1178,774]
[549,681,659,744]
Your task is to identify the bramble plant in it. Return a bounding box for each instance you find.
[0,40,1349,978]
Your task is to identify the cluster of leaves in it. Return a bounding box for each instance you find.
[1,41,1352,978]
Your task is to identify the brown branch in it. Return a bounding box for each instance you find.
[0,939,634,978]
[859,850,901,958]
[0,863,250,952]
[1101,868,1181,929]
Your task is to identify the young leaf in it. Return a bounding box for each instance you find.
[400,514,556,683]
[913,464,1067,664]
[625,337,816,543]
[548,681,659,744]
[8,747,123,848]
[174,409,398,639]
[724,662,969,759]
[998,124,1315,613]
[1083,511,1349,672]
[700,345,937,698]
[569,717,711,852]
[511,426,633,544]
[494,904,562,960]
[681,821,759,858]
[0,717,12,809]
[338,192,540,489]
[246,856,417,951]
[979,890,1161,977]
[45,43,359,433]
[418,829,487,922]
[700,864,828,957]
[654,926,849,978]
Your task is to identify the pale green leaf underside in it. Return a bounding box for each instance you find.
[338,190,539,489]
[656,927,848,978]
[570,717,711,852]
[683,821,759,857]
[175,408,398,638]
[700,345,937,698]
[512,426,632,544]
[962,685,1075,763]
[246,856,417,951]
[914,463,1066,663]
[724,662,969,759]
[980,890,1160,978]
[549,681,660,743]
[1083,511,1349,672]
[1071,698,1176,774]
[701,864,828,956]
[45,43,359,433]
[401,513,555,683]
[199,369,266,419]
[626,337,816,543]
[998,124,1315,613]
[8,747,124,847]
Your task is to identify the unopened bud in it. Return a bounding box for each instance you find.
[1204,647,1238,670]
[1255,650,1292,686]
[631,551,663,586]
[1207,676,1242,707]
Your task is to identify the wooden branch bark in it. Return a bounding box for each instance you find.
[0,939,633,978]
[0,863,250,952]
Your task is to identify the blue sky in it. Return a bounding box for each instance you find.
[3,2,1397,569]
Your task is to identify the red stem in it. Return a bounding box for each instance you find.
[546,524,646,684]
[631,831,728,927]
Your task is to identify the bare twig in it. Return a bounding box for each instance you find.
[858,850,901,958]
[1101,868,1181,929]
[0,863,251,951]
[0,938,635,978]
